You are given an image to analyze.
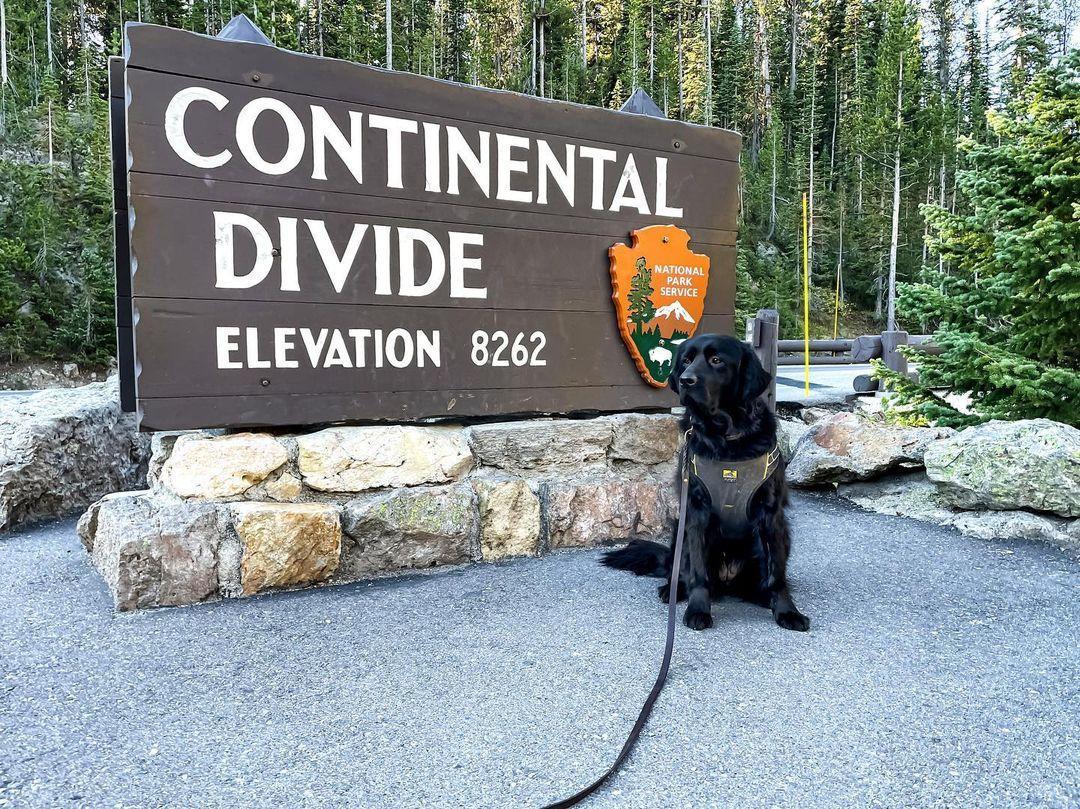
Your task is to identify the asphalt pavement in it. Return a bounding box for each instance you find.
[1,493,1077,808]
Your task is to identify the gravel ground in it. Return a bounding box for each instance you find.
[1,492,1077,808]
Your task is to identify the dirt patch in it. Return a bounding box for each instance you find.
[0,361,111,390]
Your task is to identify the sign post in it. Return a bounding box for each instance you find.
[114,23,739,430]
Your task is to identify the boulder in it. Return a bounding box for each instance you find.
[340,483,477,578]
[297,425,472,492]
[232,502,341,596]
[544,473,676,549]
[160,433,288,499]
[838,472,1079,551]
[468,418,612,472]
[474,478,542,559]
[924,419,1080,518]
[776,419,811,462]
[0,379,150,532]
[607,413,681,466]
[78,491,225,611]
[786,411,955,486]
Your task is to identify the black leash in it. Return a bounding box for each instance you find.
[541,429,693,808]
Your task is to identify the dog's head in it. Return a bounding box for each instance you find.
[668,334,771,413]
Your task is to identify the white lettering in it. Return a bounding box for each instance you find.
[216,326,243,369]
[274,327,299,368]
[305,219,369,294]
[578,146,617,210]
[496,133,532,203]
[655,157,684,218]
[214,211,273,289]
[311,106,363,184]
[422,121,441,192]
[368,114,419,189]
[165,87,231,168]
[397,227,445,297]
[277,217,300,292]
[448,231,486,299]
[447,126,490,196]
[235,97,305,175]
[609,153,651,214]
[536,140,575,206]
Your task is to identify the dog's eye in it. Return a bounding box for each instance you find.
[709,356,723,366]
[682,357,692,366]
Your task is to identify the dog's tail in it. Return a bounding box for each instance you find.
[600,539,669,577]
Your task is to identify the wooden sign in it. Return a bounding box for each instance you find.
[610,225,710,387]
[113,23,739,430]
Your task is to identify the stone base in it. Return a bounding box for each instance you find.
[80,414,680,611]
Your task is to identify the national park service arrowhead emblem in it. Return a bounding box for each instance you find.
[609,225,710,388]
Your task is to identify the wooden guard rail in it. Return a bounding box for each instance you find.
[743,309,939,395]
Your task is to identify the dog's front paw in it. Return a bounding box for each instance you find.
[774,609,810,632]
[657,581,686,603]
[684,608,713,631]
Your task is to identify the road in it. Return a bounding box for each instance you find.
[1,493,1077,808]
[774,363,875,406]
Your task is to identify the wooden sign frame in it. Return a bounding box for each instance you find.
[112,23,739,430]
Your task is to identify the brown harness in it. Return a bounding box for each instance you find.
[690,445,781,535]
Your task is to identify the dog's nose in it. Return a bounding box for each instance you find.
[679,373,699,387]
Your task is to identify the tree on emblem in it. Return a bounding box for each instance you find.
[626,257,656,335]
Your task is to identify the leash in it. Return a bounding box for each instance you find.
[541,428,693,808]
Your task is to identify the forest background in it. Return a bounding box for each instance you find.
[0,0,1074,367]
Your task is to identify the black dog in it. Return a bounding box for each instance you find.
[603,334,809,632]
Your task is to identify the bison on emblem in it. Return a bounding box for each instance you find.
[609,225,711,387]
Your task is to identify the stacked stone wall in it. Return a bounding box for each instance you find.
[80,413,681,611]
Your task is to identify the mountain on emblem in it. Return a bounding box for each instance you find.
[653,301,696,324]
[609,225,711,388]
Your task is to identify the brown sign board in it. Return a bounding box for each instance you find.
[113,23,740,430]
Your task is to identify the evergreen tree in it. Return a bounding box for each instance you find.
[883,52,1080,426]
[627,257,656,333]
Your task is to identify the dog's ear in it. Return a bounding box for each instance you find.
[668,342,685,393]
[739,343,772,403]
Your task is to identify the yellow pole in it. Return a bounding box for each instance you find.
[802,192,810,396]
[833,263,841,340]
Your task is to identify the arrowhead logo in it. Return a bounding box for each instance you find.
[609,225,711,388]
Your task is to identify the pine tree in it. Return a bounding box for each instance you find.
[627,257,656,333]
[885,52,1080,426]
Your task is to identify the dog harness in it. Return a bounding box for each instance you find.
[690,444,782,535]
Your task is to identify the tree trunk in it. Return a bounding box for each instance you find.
[807,71,815,277]
[677,4,683,117]
[386,0,392,69]
[704,0,712,125]
[1,0,7,86]
[45,0,53,73]
[649,1,655,91]
[788,0,797,93]
[581,0,586,68]
[540,6,545,97]
[886,54,904,333]
[767,124,777,240]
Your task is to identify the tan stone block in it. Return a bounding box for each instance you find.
[475,479,541,560]
[339,484,476,578]
[233,503,341,596]
[264,471,303,502]
[545,474,676,549]
[607,413,681,465]
[161,433,288,499]
[297,426,473,492]
[467,418,612,472]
